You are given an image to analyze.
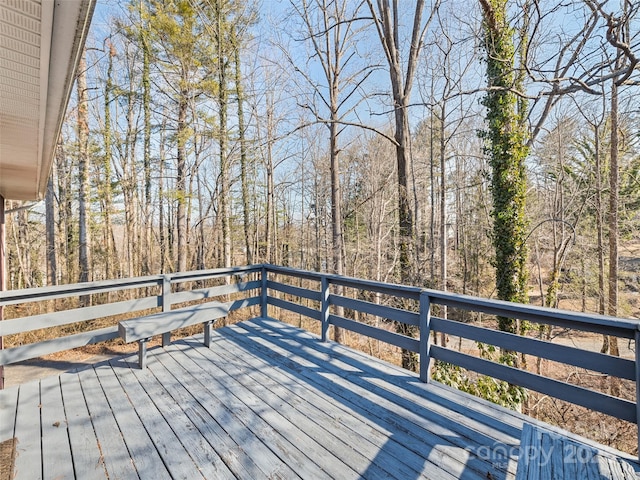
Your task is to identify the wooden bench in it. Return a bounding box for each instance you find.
[516,423,637,479]
[118,301,230,368]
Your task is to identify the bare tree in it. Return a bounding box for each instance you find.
[77,49,91,301]
[366,0,440,285]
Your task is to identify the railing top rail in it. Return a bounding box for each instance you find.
[169,264,263,283]
[0,276,164,305]
[264,264,423,297]
[0,264,264,306]
[263,264,640,334]
[422,288,640,334]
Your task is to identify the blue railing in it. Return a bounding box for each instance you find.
[2,263,640,455]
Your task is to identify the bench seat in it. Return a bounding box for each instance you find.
[516,423,637,479]
[118,301,229,368]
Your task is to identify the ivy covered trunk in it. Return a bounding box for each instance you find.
[479,0,529,329]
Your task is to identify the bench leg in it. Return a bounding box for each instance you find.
[204,321,213,348]
[162,332,171,347]
[138,338,149,369]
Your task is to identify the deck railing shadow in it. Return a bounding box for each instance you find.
[261,264,640,460]
[217,317,516,479]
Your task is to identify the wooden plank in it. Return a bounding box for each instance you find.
[157,346,327,479]
[515,423,534,480]
[251,319,639,470]
[266,280,321,301]
[0,296,160,336]
[618,458,640,478]
[259,316,545,456]
[12,381,41,480]
[561,438,579,478]
[93,364,172,479]
[139,352,296,479]
[231,320,503,479]
[227,295,261,310]
[118,302,229,343]
[126,358,246,478]
[423,289,638,339]
[0,385,18,442]
[39,375,74,480]
[517,423,638,480]
[431,316,635,380]
[114,359,233,479]
[267,295,321,320]
[329,314,420,352]
[168,264,261,284]
[170,280,261,305]
[172,340,380,479]
[59,373,107,480]
[330,294,420,326]
[77,367,141,479]
[264,265,424,299]
[431,345,636,423]
[187,333,427,480]
[0,276,162,306]
[263,317,522,440]
[0,327,118,366]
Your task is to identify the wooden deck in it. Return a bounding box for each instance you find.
[1,318,638,479]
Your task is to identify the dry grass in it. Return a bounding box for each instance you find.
[0,437,16,480]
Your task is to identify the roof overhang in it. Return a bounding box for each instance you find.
[0,0,95,201]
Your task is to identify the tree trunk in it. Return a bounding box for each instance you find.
[235,47,252,265]
[439,105,448,345]
[159,112,168,273]
[329,110,344,343]
[77,50,91,302]
[479,0,530,321]
[366,0,436,371]
[142,30,152,275]
[45,175,57,286]
[607,79,620,358]
[219,71,231,268]
[176,93,188,274]
[102,43,115,280]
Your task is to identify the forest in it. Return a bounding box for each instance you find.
[4,0,640,328]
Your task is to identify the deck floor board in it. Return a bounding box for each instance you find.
[232,319,507,478]
[218,322,480,479]
[40,375,74,480]
[185,331,416,479]
[12,380,42,479]
[77,366,141,479]
[172,339,391,479]
[2,317,639,479]
[93,364,172,480]
[59,373,106,479]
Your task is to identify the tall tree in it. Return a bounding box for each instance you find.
[45,172,57,286]
[366,0,439,370]
[366,0,439,284]
[101,40,116,279]
[479,0,529,333]
[288,0,374,341]
[77,48,91,295]
[143,0,217,273]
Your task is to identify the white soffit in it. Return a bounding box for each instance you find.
[0,0,95,201]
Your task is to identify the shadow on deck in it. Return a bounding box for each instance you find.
[1,318,639,479]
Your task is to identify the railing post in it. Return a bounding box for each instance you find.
[261,266,268,318]
[635,325,640,460]
[321,276,330,342]
[161,274,172,347]
[419,291,432,383]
